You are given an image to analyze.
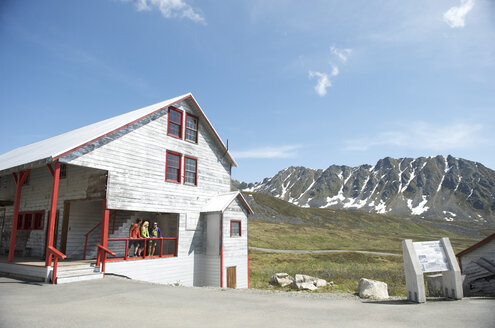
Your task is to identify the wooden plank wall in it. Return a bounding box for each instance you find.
[460,241,495,295]
[222,199,249,289]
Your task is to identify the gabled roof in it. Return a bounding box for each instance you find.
[0,93,236,174]
[201,191,253,215]
[457,232,495,258]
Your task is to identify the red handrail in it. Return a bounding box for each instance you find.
[83,222,101,260]
[105,237,178,262]
[97,244,116,274]
[47,246,66,284]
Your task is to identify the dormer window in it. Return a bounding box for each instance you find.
[185,114,198,143]
[168,107,183,139]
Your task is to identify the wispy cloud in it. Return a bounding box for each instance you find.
[231,145,301,159]
[123,0,205,24]
[443,0,475,28]
[308,45,350,96]
[309,71,332,96]
[344,121,485,151]
[330,46,352,63]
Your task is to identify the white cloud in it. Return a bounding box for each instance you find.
[309,68,338,97]
[344,121,485,151]
[231,145,301,159]
[124,0,205,24]
[308,71,331,96]
[443,0,475,28]
[330,46,352,62]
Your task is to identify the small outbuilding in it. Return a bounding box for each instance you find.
[456,232,495,295]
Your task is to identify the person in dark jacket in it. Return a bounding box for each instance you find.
[149,222,162,256]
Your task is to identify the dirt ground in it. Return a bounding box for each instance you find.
[0,275,494,328]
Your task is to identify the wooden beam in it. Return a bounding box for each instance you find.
[45,162,60,266]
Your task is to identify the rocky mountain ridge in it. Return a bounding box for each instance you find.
[238,155,495,226]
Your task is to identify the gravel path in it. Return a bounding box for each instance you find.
[1,276,494,328]
[249,246,401,256]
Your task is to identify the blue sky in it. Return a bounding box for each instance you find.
[1,0,494,183]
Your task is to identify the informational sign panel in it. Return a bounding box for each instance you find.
[413,241,450,273]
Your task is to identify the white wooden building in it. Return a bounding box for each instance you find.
[457,233,495,295]
[0,93,252,287]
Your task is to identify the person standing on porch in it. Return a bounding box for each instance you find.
[129,218,142,257]
[149,222,162,256]
[141,221,150,256]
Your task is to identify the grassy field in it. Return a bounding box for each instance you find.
[245,192,486,295]
[249,250,406,295]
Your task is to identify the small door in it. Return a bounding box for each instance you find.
[60,202,71,254]
[227,266,236,289]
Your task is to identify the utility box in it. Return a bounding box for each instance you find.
[402,237,463,303]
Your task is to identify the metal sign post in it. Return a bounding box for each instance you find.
[402,237,463,303]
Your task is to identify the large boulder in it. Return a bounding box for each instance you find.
[292,274,328,290]
[358,278,389,300]
[269,273,294,287]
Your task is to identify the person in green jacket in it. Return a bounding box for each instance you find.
[149,222,163,256]
[141,221,150,256]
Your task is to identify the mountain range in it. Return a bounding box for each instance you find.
[237,155,495,227]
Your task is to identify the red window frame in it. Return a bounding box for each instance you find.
[166,150,182,183]
[185,113,199,144]
[230,220,241,237]
[184,156,198,186]
[167,107,183,139]
[17,211,45,230]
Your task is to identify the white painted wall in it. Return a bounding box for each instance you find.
[460,240,495,294]
[222,198,249,289]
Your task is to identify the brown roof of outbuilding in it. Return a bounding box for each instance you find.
[456,232,495,257]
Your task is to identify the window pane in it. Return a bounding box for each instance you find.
[169,123,180,137]
[231,221,240,236]
[24,214,33,229]
[186,129,197,142]
[167,168,178,182]
[169,110,182,124]
[185,158,196,171]
[187,116,197,130]
[168,153,179,168]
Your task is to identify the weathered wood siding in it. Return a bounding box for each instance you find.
[62,100,231,214]
[0,165,107,257]
[66,200,103,259]
[460,240,495,295]
[222,199,248,289]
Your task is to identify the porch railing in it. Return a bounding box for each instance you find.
[47,246,67,284]
[105,237,178,262]
[96,244,116,274]
[83,222,101,260]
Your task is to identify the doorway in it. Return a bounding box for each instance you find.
[227,266,236,288]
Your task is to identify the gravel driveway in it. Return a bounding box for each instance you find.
[0,276,493,328]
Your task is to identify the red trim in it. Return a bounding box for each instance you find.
[247,227,249,288]
[185,113,199,144]
[51,94,236,168]
[45,162,60,266]
[8,170,30,262]
[230,220,241,237]
[457,232,495,258]
[99,200,110,274]
[165,150,182,183]
[167,106,184,139]
[46,163,55,177]
[184,156,198,186]
[53,94,192,161]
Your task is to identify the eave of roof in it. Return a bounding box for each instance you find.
[0,93,236,175]
[456,232,495,258]
[201,191,253,215]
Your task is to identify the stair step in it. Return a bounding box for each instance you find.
[56,272,103,284]
[57,268,100,277]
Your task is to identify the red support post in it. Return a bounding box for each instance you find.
[100,199,109,271]
[45,162,60,266]
[8,170,30,262]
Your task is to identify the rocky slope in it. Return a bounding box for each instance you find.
[239,155,495,226]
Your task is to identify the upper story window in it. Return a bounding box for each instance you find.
[60,164,67,179]
[184,156,197,186]
[168,107,183,139]
[185,114,198,143]
[230,220,241,237]
[166,151,182,183]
